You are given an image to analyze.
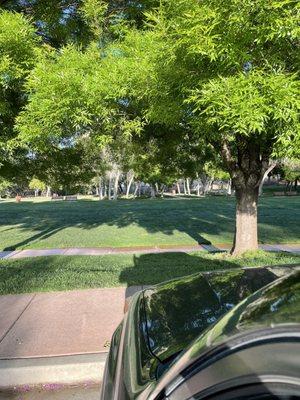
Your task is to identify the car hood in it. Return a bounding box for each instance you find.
[142,267,293,363]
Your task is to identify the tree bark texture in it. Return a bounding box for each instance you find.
[220,139,272,255]
[231,187,259,255]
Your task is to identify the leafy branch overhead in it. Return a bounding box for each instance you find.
[0,0,299,254]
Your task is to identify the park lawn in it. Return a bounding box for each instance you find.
[0,196,299,251]
[0,251,299,295]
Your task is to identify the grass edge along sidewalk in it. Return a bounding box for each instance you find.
[0,250,299,295]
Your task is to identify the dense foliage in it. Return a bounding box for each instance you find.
[0,0,299,253]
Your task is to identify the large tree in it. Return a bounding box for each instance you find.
[15,0,300,254]
[106,0,299,254]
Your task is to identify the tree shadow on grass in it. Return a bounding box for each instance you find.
[0,196,299,251]
[0,198,234,250]
[118,252,287,287]
[3,226,64,251]
[0,252,237,295]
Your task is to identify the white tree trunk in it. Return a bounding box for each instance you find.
[227,179,232,195]
[186,178,191,195]
[204,178,213,195]
[126,174,134,198]
[259,163,277,196]
[98,177,103,200]
[126,171,134,198]
[108,173,112,200]
[176,182,181,195]
[183,180,187,195]
[197,181,200,197]
[46,186,51,197]
[113,170,120,200]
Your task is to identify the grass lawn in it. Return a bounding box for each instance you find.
[0,196,299,251]
[0,251,299,295]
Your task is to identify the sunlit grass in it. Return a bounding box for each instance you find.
[0,251,298,295]
[0,196,299,250]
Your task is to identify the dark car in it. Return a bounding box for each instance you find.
[101,267,300,400]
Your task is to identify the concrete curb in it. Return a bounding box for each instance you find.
[1,244,300,260]
[0,352,107,390]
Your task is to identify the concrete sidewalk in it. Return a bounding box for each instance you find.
[1,243,299,260]
[0,286,143,389]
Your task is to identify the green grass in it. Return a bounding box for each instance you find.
[0,251,299,295]
[263,185,300,195]
[0,196,299,250]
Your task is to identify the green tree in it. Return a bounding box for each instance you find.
[282,160,300,191]
[0,10,39,173]
[108,0,299,254]
[29,177,46,196]
[0,177,11,196]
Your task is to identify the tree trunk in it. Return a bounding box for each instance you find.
[183,179,187,195]
[259,163,277,196]
[108,174,112,200]
[231,187,259,255]
[227,179,232,195]
[126,174,134,198]
[113,170,120,200]
[176,182,181,195]
[133,183,138,197]
[150,185,156,199]
[46,186,51,197]
[204,178,213,195]
[219,139,272,255]
[196,181,200,196]
[98,177,103,200]
[186,178,191,195]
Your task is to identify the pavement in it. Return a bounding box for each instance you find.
[0,286,145,391]
[0,384,100,400]
[1,243,300,260]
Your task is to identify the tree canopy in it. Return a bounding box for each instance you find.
[1,0,299,254]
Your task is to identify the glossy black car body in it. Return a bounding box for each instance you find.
[101,267,300,400]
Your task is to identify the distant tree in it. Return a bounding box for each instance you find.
[282,160,300,192]
[29,177,46,196]
[0,177,10,197]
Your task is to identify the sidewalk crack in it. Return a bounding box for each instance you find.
[0,294,36,345]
